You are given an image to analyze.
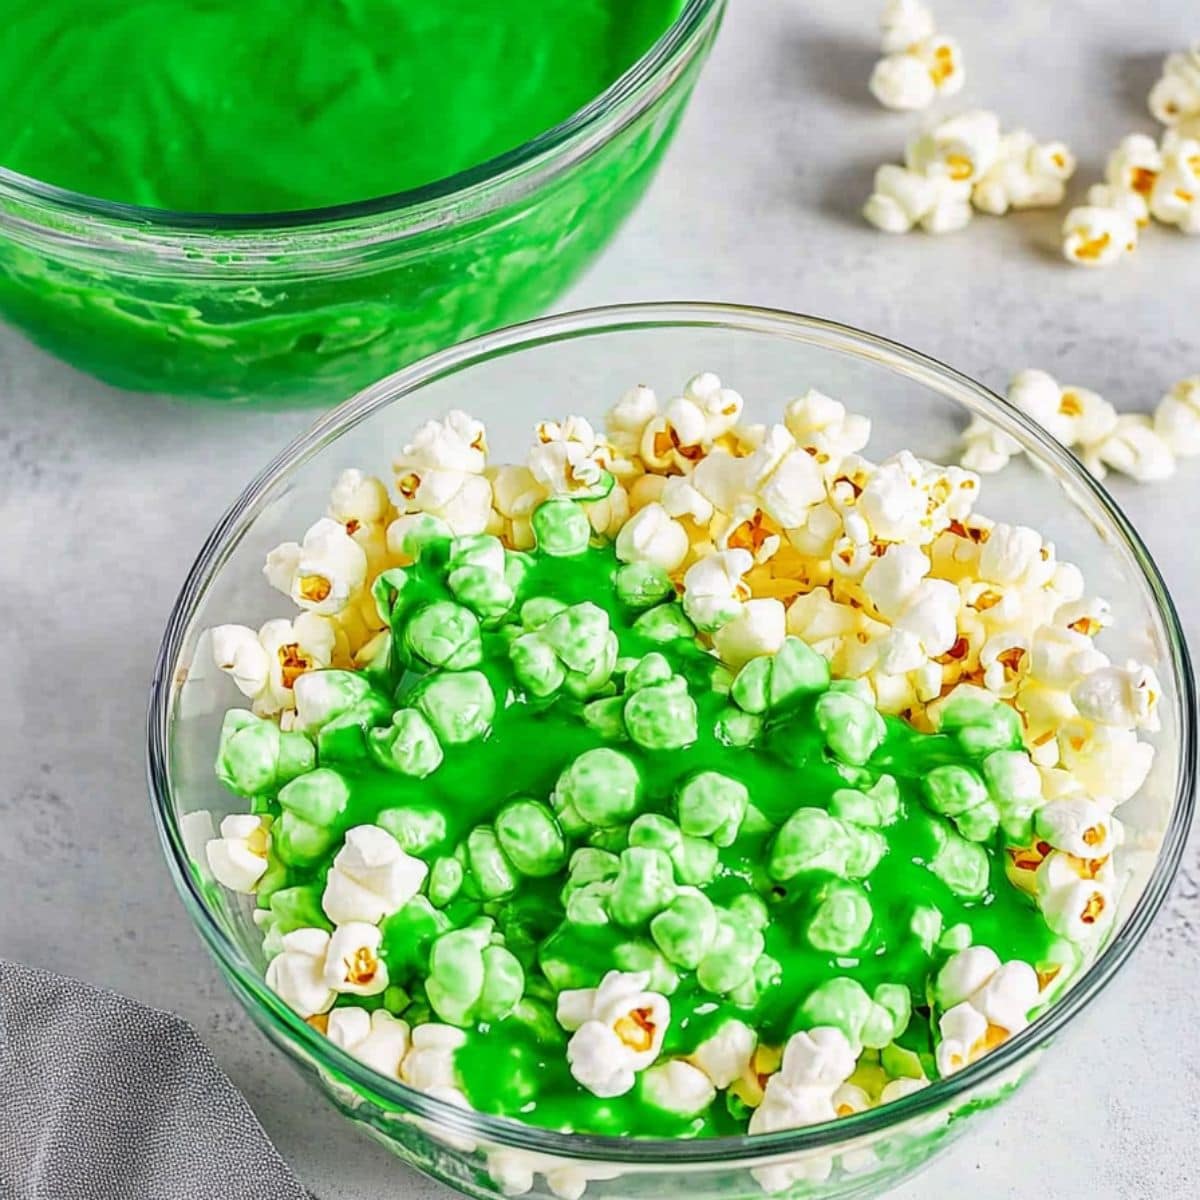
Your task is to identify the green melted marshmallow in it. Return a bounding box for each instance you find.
[2,0,683,212]
[218,509,1055,1138]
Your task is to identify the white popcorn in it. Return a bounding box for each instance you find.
[682,549,753,633]
[1072,661,1161,731]
[330,468,393,529]
[530,416,610,497]
[1154,376,1200,456]
[265,928,335,1018]
[864,165,971,234]
[683,371,745,440]
[712,597,788,669]
[891,578,959,657]
[641,1060,717,1116]
[1149,46,1200,127]
[774,1027,858,1089]
[1035,797,1118,859]
[1083,414,1176,482]
[688,1019,758,1089]
[870,37,965,111]
[395,411,488,475]
[402,1024,467,1092]
[1087,182,1150,229]
[935,1002,989,1076]
[614,503,689,573]
[960,416,1021,473]
[660,475,715,525]
[937,945,1002,1008]
[1027,624,1108,689]
[880,0,935,54]
[606,384,659,459]
[863,543,929,621]
[1058,720,1154,808]
[935,948,1039,1075]
[1149,136,1200,233]
[205,814,271,894]
[558,971,670,1099]
[326,1008,411,1079]
[210,624,271,701]
[1007,369,1117,450]
[1062,204,1138,267]
[1038,866,1114,942]
[322,825,429,926]
[264,517,368,617]
[783,390,871,467]
[401,468,494,536]
[323,922,389,997]
[1104,134,1163,208]
[907,110,1002,185]
[972,131,1075,215]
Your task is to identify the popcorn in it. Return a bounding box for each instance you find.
[1087,182,1150,229]
[960,416,1021,474]
[1149,135,1200,233]
[606,384,659,460]
[212,614,338,716]
[864,165,972,234]
[972,131,1076,215]
[879,0,935,54]
[687,1019,758,1088]
[1062,204,1138,267]
[1154,376,1200,456]
[1082,415,1176,482]
[783,390,871,470]
[558,970,670,1098]
[323,921,389,996]
[205,814,272,893]
[265,928,335,1018]
[529,416,611,497]
[615,503,689,573]
[401,1023,467,1093]
[907,110,1001,186]
[1006,369,1117,451]
[1148,46,1200,127]
[265,517,368,617]
[1071,661,1162,731]
[326,1008,410,1078]
[682,549,752,633]
[1037,855,1115,942]
[870,36,964,111]
[322,824,430,925]
[328,468,395,574]
[1105,134,1163,209]
[641,1060,716,1116]
[1058,720,1154,809]
[393,412,493,535]
[1034,797,1119,859]
[712,598,787,669]
[748,1026,856,1134]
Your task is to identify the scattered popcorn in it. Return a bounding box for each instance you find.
[879,0,935,54]
[1154,376,1200,455]
[1148,45,1200,128]
[907,110,1001,186]
[1082,414,1176,482]
[1149,133,1200,233]
[973,131,1076,215]
[558,971,670,1098]
[863,164,970,234]
[1061,204,1138,268]
[870,2,963,111]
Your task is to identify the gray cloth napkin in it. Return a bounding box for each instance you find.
[0,959,311,1200]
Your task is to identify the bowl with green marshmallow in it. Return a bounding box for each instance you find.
[0,0,721,405]
[149,303,1195,1199]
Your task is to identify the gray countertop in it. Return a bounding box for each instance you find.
[1,1,1197,1197]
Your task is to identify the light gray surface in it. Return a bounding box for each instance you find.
[0,1,1197,1198]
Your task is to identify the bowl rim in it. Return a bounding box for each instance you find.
[0,0,722,234]
[148,300,1196,1164]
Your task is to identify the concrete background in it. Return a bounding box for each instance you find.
[1,1,1197,1197]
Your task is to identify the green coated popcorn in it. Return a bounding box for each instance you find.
[532,498,592,557]
[582,695,628,740]
[277,767,348,827]
[982,749,1043,843]
[215,709,314,797]
[368,708,444,778]
[806,880,873,954]
[841,823,887,879]
[649,887,717,969]
[696,907,765,995]
[377,803,448,854]
[563,847,621,894]
[624,679,699,751]
[614,562,674,609]
[797,976,908,1050]
[927,826,990,898]
[830,775,901,828]
[626,652,674,692]
[254,884,330,956]
[413,670,496,744]
[632,601,696,644]
[768,807,851,881]
[565,880,614,926]
[509,632,567,698]
[554,748,641,827]
[403,600,483,670]
[609,846,677,928]
[814,690,887,765]
[445,539,518,622]
[628,814,718,886]
[923,764,1000,842]
[612,939,680,995]
[910,905,944,955]
[937,687,1023,756]
[466,827,519,899]
[426,919,525,1026]
[881,1040,926,1081]
[495,799,567,877]
[586,824,629,854]
[861,983,912,1049]
[427,855,464,907]
[520,596,568,630]
[391,514,453,560]
[676,771,749,847]
[714,707,762,747]
[541,603,614,677]
[731,637,830,714]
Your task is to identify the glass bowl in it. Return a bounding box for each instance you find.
[148,302,1195,1200]
[0,3,721,406]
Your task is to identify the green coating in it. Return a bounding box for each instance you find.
[220,526,1056,1138]
[0,1,707,403]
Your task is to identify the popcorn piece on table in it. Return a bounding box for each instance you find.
[864,164,972,234]
[1102,134,1163,225]
[1062,203,1139,267]
[972,130,1076,215]
[1148,46,1200,128]
[1081,414,1176,482]
[1149,133,1200,234]
[879,0,935,54]
[1154,376,1200,456]
[557,970,670,1098]
[906,110,1001,186]
[869,35,965,112]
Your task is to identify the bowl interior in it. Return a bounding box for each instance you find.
[153,304,1194,1160]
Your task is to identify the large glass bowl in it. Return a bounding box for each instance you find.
[149,303,1195,1200]
[0,3,721,406]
